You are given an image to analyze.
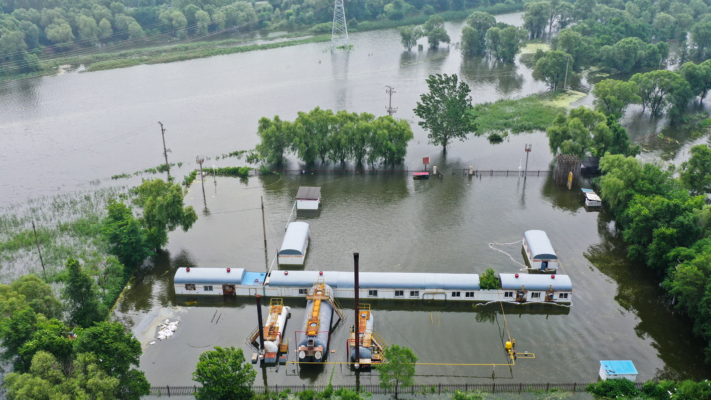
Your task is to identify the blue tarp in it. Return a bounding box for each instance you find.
[600,360,638,375]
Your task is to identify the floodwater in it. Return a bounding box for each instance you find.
[1,11,711,389]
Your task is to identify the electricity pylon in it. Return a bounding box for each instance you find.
[331,0,349,51]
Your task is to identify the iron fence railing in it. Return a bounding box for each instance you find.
[268,169,552,176]
[149,381,643,396]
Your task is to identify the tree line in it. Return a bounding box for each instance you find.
[251,107,414,167]
[0,0,520,77]
[596,145,711,361]
[0,178,197,398]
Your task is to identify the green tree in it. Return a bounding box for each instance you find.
[160,9,188,38]
[378,345,417,398]
[1,274,63,321]
[45,22,74,49]
[0,307,37,366]
[479,268,498,289]
[555,2,575,29]
[495,26,526,62]
[102,200,152,270]
[554,29,593,69]
[653,12,677,41]
[464,11,495,54]
[75,321,150,400]
[546,106,607,158]
[328,111,358,164]
[134,179,198,250]
[128,22,145,40]
[680,60,711,102]
[195,10,211,36]
[193,346,257,400]
[17,317,75,374]
[414,73,475,151]
[5,351,119,400]
[77,15,99,45]
[523,1,551,39]
[98,18,113,38]
[370,116,414,165]
[399,25,422,51]
[62,257,107,328]
[255,116,292,165]
[423,15,450,48]
[462,26,481,55]
[351,112,376,165]
[293,107,335,164]
[630,70,689,116]
[532,50,571,91]
[592,79,641,118]
[691,21,711,59]
[680,145,711,195]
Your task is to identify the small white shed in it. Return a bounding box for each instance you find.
[296,187,321,210]
[522,230,559,272]
[279,222,310,266]
[599,360,638,381]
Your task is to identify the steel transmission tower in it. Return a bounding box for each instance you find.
[331,0,349,51]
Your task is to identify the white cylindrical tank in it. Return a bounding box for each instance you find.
[264,305,290,353]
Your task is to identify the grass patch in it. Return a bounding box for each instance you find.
[471,94,566,136]
[542,90,587,108]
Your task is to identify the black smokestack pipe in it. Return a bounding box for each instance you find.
[256,294,265,353]
[354,252,360,365]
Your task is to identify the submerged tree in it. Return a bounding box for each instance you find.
[102,200,152,271]
[592,79,641,118]
[62,258,107,329]
[680,145,711,195]
[414,74,475,151]
[134,179,198,250]
[532,50,571,91]
[399,25,423,51]
[423,15,450,48]
[255,116,293,165]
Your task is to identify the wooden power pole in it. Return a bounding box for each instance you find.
[385,85,398,116]
[261,196,267,249]
[158,122,171,181]
[32,221,45,276]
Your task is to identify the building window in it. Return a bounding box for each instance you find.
[185,284,195,291]
[204,286,213,291]
[465,292,474,298]
[452,291,461,297]
[504,292,513,298]
[395,290,404,297]
[531,292,541,298]
[559,293,568,299]
[298,289,307,295]
[368,290,378,297]
[410,290,419,297]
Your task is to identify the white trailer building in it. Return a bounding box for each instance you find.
[278,222,310,266]
[296,187,321,210]
[522,230,559,273]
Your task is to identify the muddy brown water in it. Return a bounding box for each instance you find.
[1,12,710,388]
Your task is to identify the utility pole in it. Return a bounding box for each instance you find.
[524,144,532,180]
[32,221,45,277]
[385,86,398,116]
[158,122,172,181]
[196,155,206,202]
[563,56,570,91]
[261,196,267,249]
[212,164,217,193]
[353,252,360,367]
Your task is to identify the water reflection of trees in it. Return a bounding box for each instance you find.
[539,174,586,214]
[584,214,711,381]
[459,56,524,96]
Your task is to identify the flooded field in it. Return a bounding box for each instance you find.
[1,10,710,391]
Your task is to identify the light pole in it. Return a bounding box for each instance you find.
[524,144,532,180]
[196,155,206,201]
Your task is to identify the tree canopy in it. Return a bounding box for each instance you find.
[378,345,418,397]
[134,179,198,250]
[414,73,475,151]
[193,346,257,400]
[680,145,711,195]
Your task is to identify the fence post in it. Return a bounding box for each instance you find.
[507,170,508,176]
[573,382,576,392]
[465,383,467,392]
[493,382,495,393]
[167,385,170,397]
[519,383,522,393]
[546,383,550,392]
[491,170,493,176]
[194,385,197,394]
[438,383,441,395]
[538,170,540,176]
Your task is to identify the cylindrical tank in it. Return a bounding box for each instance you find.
[264,306,290,353]
[298,285,334,362]
[350,312,375,361]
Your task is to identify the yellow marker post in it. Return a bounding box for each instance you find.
[567,171,573,190]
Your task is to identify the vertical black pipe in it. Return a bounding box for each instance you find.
[256,295,265,352]
[354,252,360,364]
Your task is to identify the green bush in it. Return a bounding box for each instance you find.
[479,268,498,290]
[586,379,640,398]
[308,22,332,35]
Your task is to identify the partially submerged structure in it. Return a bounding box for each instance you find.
[296,187,321,210]
[173,267,265,295]
[522,230,558,273]
[248,298,290,364]
[581,188,602,209]
[599,360,638,381]
[297,281,344,363]
[174,268,573,305]
[348,304,385,367]
[279,222,310,266]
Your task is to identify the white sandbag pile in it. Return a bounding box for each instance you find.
[157,319,179,340]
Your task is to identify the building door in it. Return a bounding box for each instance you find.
[541,261,548,271]
[516,291,526,302]
[223,284,236,296]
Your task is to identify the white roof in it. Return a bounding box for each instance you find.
[174,268,246,284]
[279,222,309,255]
[499,273,572,291]
[523,230,558,260]
[585,192,601,201]
[268,270,480,290]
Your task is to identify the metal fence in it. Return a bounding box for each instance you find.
[149,382,644,396]
[268,169,552,176]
